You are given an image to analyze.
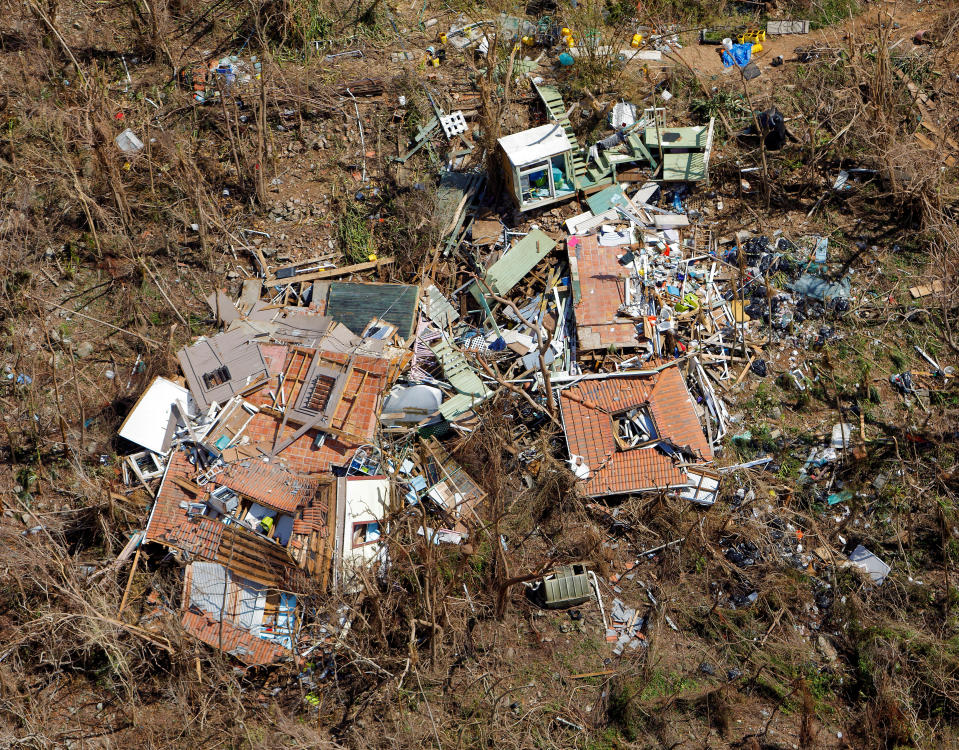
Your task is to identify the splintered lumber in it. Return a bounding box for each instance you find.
[264,257,395,286]
[171,476,203,495]
[334,77,384,96]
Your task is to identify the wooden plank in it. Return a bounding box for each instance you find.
[117,539,144,616]
[258,405,369,448]
[571,669,617,679]
[264,257,396,287]
[919,120,959,153]
[171,476,203,496]
[237,278,263,314]
[914,132,957,166]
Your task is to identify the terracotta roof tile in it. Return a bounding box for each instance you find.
[214,461,323,514]
[648,367,713,461]
[560,368,710,498]
[145,451,224,559]
[571,234,646,351]
[181,609,288,666]
[243,346,390,472]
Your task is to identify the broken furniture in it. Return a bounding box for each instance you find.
[643,108,715,182]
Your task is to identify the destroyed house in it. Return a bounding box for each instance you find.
[559,368,712,498]
[241,346,396,475]
[145,451,335,584]
[178,329,269,410]
[230,309,390,353]
[470,228,557,301]
[181,562,294,666]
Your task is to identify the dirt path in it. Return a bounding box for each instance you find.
[672,4,938,99]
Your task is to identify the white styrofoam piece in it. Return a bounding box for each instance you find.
[565,210,593,234]
[634,181,660,205]
[653,213,690,228]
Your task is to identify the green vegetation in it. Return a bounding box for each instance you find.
[336,199,374,263]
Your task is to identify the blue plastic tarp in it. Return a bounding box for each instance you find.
[789,273,851,302]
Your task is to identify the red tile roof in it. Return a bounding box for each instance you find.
[260,343,290,377]
[559,367,711,497]
[146,450,331,572]
[181,609,289,666]
[214,460,322,514]
[243,347,391,474]
[649,368,713,459]
[145,451,225,559]
[570,234,645,351]
[242,411,353,475]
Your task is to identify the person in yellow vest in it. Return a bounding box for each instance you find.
[259,515,274,536]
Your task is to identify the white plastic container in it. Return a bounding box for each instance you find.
[115,128,144,153]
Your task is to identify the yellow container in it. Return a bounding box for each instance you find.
[561,27,571,36]
[738,28,766,44]
[631,33,642,47]
[431,57,440,66]
[566,36,575,47]
[439,32,447,44]
[752,42,762,53]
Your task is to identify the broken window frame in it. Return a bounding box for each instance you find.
[202,365,232,390]
[518,159,554,207]
[351,520,382,548]
[123,451,165,485]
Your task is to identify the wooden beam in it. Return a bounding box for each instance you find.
[117,539,143,617]
[258,405,368,446]
[570,669,617,679]
[264,257,395,286]
[171,476,203,496]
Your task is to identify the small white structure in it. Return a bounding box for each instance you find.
[333,476,390,589]
[498,124,576,211]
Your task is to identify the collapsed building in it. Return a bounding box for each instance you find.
[111,72,746,665]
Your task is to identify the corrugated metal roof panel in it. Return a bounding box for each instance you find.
[325,282,419,340]
[187,562,268,632]
[483,229,556,296]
